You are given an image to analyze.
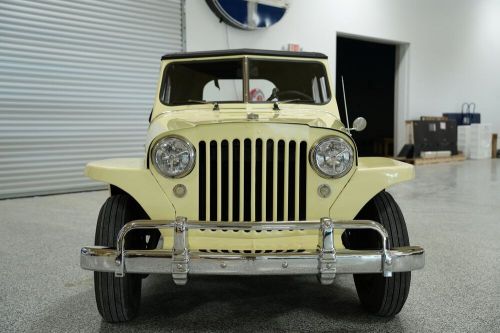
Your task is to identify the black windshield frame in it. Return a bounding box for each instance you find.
[159,57,331,106]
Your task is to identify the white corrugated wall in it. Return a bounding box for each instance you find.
[0,0,185,199]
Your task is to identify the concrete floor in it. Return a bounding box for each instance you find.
[1,159,499,332]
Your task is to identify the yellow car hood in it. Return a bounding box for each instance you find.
[147,106,346,146]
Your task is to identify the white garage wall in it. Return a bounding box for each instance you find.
[0,0,185,199]
[185,0,500,140]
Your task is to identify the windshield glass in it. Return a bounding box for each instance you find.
[249,59,330,104]
[160,59,243,105]
[160,58,330,106]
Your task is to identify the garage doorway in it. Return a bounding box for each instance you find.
[336,36,400,157]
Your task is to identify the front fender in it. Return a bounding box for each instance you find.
[85,158,175,219]
[330,157,414,219]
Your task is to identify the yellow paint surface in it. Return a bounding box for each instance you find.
[85,53,414,251]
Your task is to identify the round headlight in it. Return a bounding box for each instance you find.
[151,136,195,178]
[310,136,354,178]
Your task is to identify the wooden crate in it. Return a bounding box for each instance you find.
[396,153,466,165]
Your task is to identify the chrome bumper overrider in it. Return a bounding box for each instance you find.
[80,218,424,285]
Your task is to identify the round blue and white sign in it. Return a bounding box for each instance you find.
[206,0,289,30]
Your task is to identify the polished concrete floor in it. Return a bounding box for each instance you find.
[1,159,499,332]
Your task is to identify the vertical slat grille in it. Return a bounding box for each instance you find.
[243,139,251,221]
[277,140,285,221]
[299,142,308,220]
[209,141,217,221]
[255,139,263,221]
[199,139,307,222]
[198,141,206,221]
[265,140,274,221]
[221,140,229,221]
[232,140,240,221]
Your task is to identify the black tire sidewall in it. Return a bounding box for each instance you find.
[94,194,146,322]
[347,191,412,317]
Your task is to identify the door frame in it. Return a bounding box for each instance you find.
[334,32,410,156]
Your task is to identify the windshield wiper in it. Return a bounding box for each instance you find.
[186,99,208,104]
[186,99,219,111]
[273,99,315,111]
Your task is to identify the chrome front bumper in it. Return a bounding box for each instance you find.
[80,218,425,286]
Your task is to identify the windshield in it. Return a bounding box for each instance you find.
[248,59,330,104]
[160,59,243,106]
[160,58,330,106]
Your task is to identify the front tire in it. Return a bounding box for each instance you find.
[94,194,148,323]
[342,191,411,317]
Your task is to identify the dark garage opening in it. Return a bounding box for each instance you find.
[336,36,396,157]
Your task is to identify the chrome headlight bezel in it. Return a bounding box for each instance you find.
[309,136,354,179]
[150,135,196,178]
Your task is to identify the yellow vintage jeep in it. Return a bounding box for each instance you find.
[80,49,424,322]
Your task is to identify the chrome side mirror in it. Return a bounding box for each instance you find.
[351,117,367,132]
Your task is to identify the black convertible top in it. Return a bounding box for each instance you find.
[161,48,328,60]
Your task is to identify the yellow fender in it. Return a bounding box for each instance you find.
[330,157,415,220]
[84,158,175,220]
[85,157,413,222]
[85,157,413,251]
